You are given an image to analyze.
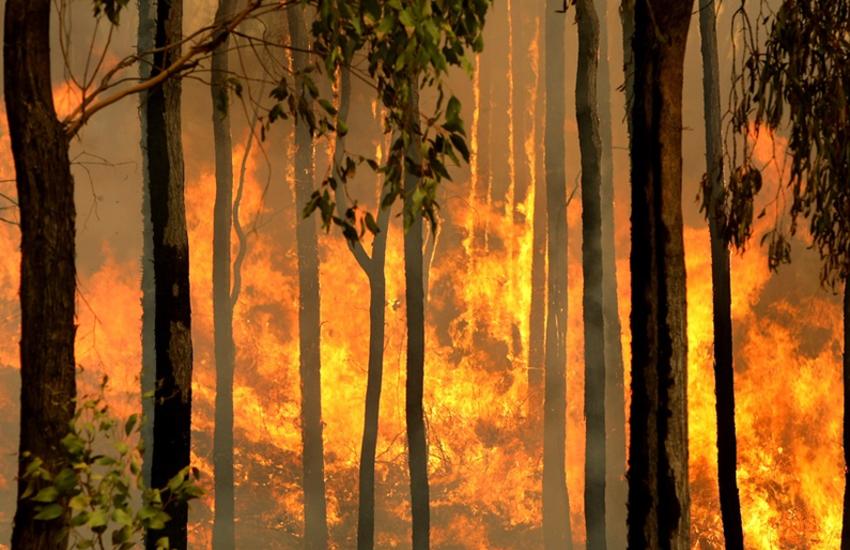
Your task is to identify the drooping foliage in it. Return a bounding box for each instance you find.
[305,0,491,231]
[731,0,850,285]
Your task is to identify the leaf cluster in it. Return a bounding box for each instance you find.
[21,378,203,550]
[302,0,491,237]
[731,0,850,287]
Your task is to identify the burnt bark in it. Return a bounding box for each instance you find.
[138,0,156,490]
[287,5,329,549]
[5,1,77,548]
[575,1,607,548]
[403,75,430,550]
[597,0,627,545]
[844,279,850,550]
[698,1,744,547]
[627,1,692,548]
[211,0,237,548]
[543,3,572,549]
[144,1,194,548]
[529,1,548,414]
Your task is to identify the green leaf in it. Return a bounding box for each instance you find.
[33,503,63,521]
[124,414,138,436]
[32,486,59,503]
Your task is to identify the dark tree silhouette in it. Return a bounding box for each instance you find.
[575,0,607,547]
[5,1,77,547]
[698,0,744,547]
[627,0,693,547]
[143,1,195,548]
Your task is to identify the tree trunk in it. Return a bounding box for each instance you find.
[619,0,635,139]
[576,1,607,548]
[5,2,77,548]
[138,0,157,491]
[330,67,393,550]
[528,0,547,417]
[597,0,627,545]
[699,1,744,547]
[144,2,193,549]
[627,1,692,548]
[211,1,237,548]
[543,3,572,549]
[510,0,533,225]
[475,42,493,251]
[841,275,850,550]
[403,75,430,550]
[287,5,329,549]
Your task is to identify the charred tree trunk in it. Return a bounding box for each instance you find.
[138,0,156,490]
[287,5,329,549]
[5,2,77,548]
[145,1,194,548]
[844,279,850,549]
[543,3,572,549]
[597,0,627,545]
[211,0,237,548]
[627,1,692,548]
[576,1,607,548]
[699,1,744,547]
[403,75,431,550]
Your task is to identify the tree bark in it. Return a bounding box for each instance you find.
[627,1,692,548]
[844,279,850,550]
[403,75,430,550]
[576,1,607,548]
[529,1,547,414]
[5,2,77,548]
[211,0,237,548]
[619,0,635,140]
[138,0,157,491]
[543,3,572,549]
[597,0,627,546]
[287,5,329,549]
[144,2,194,549]
[698,1,744,547]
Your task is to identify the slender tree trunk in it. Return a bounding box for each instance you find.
[619,0,635,139]
[699,1,744,547]
[287,6,329,549]
[576,1,607,548]
[510,0,533,224]
[144,2,194,549]
[357,229,389,550]
[403,74,430,550]
[627,1,692,548]
[841,282,850,550]
[211,1,237,548]
[543,3,571,548]
[5,2,76,548]
[330,68,392,550]
[597,0,627,545]
[138,0,157,490]
[528,0,547,416]
[475,43,493,251]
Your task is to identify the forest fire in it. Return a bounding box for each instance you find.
[0,0,847,548]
